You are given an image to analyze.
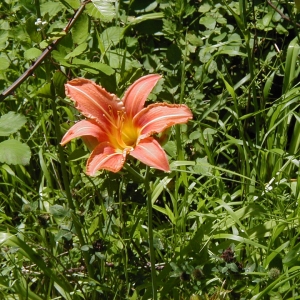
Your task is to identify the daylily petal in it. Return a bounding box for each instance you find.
[133,103,193,140]
[86,142,125,175]
[65,79,125,128]
[122,74,161,118]
[61,119,107,146]
[130,137,170,171]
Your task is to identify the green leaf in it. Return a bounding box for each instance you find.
[0,30,9,50]
[262,11,273,27]
[53,71,67,98]
[50,204,70,219]
[72,58,115,75]
[58,0,80,9]
[189,131,201,140]
[55,229,73,242]
[0,112,27,136]
[72,13,90,44]
[198,2,211,13]
[186,33,203,46]
[91,0,116,22]
[100,26,124,49]
[65,42,88,59]
[276,23,288,35]
[0,140,31,165]
[36,83,53,98]
[40,1,65,18]
[24,47,42,60]
[282,242,300,266]
[199,16,216,29]
[0,56,10,70]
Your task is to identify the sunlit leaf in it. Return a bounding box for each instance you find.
[0,140,31,165]
[0,112,27,136]
[91,0,116,22]
[100,26,123,49]
[72,13,90,44]
[24,47,42,60]
[0,56,10,70]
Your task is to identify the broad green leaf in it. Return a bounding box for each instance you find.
[72,13,89,44]
[36,83,53,97]
[186,33,203,46]
[193,157,212,175]
[40,1,64,18]
[52,50,73,67]
[54,229,73,242]
[65,42,88,59]
[0,112,27,136]
[199,16,216,29]
[50,204,70,219]
[24,47,42,60]
[0,140,31,165]
[262,11,273,27]
[198,2,211,13]
[189,131,201,140]
[91,0,116,22]
[58,0,80,9]
[72,58,115,75]
[106,50,141,70]
[282,242,300,266]
[53,70,67,98]
[276,23,288,35]
[0,30,9,50]
[89,216,99,235]
[0,20,10,30]
[100,26,124,49]
[0,56,10,70]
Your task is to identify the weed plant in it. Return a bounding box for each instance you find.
[0,0,300,299]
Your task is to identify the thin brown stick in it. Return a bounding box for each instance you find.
[267,0,300,27]
[0,1,90,101]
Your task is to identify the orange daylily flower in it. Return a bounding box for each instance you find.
[61,74,193,175]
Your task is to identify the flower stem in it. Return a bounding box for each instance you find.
[144,166,157,300]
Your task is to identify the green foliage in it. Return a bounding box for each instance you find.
[0,112,31,165]
[1,0,300,299]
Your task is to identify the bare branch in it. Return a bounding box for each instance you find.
[267,0,300,27]
[0,1,90,101]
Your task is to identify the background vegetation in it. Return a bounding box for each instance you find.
[1,0,300,299]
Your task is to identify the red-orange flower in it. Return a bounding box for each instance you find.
[61,74,193,175]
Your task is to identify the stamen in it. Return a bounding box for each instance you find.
[103,113,118,130]
[103,105,121,130]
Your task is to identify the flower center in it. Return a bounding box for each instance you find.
[121,120,139,148]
